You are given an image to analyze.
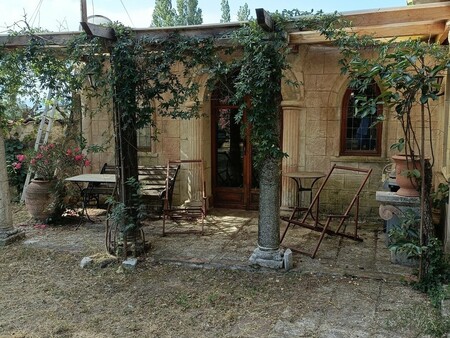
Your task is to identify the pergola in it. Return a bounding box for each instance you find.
[0,2,449,48]
[2,1,450,259]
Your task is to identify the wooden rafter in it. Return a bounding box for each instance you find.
[0,22,242,48]
[287,2,450,45]
[289,20,446,45]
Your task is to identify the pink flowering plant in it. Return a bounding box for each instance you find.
[13,143,91,181]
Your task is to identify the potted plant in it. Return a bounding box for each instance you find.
[431,182,449,226]
[12,143,91,221]
[390,138,422,197]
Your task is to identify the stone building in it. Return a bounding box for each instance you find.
[80,2,450,223]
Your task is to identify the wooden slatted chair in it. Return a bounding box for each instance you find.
[162,159,207,236]
[82,163,117,207]
[280,164,372,258]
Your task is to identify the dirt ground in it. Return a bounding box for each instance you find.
[0,204,447,338]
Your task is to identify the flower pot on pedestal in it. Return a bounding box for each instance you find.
[24,179,54,222]
[392,155,421,197]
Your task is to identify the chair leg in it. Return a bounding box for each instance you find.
[311,217,332,258]
[280,221,291,243]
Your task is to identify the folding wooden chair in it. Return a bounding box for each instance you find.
[162,159,207,236]
[280,164,372,258]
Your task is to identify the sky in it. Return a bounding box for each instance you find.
[0,0,408,33]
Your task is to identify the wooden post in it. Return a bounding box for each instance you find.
[256,8,274,32]
[80,0,87,24]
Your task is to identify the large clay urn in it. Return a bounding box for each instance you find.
[392,155,421,197]
[24,179,54,221]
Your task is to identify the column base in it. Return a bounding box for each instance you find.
[249,247,287,269]
[0,228,25,247]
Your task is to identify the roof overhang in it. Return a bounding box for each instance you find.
[289,2,450,45]
[1,2,450,48]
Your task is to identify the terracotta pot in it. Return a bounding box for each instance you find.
[24,179,54,221]
[392,155,421,197]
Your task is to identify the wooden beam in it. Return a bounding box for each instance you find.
[80,22,116,41]
[436,20,450,45]
[342,2,450,27]
[256,8,274,32]
[0,22,242,48]
[289,20,446,44]
[0,32,82,48]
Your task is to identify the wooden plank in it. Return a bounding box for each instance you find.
[0,32,82,48]
[436,20,450,45]
[0,23,242,48]
[80,22,116,41]
[342,2,450,27]
[289,20,446,44]
[256,8,274,32]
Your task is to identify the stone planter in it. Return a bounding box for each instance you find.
[392,155,421,197]
[24,179,54,221]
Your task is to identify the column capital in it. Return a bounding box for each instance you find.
[281,100,304,109]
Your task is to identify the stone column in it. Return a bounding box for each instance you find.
[249,158,285,269]
[179,102,204,202]
[280,102,302,209]
[0,135,25,246]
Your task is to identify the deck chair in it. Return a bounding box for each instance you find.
[162,159,207,236]
[280,164,372,258]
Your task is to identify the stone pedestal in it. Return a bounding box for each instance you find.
[249,247,284,269]
[0,228,25,247]
[376,191,420,243]
[376,191,420,266]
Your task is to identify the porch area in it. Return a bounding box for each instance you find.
[142,209,413,280]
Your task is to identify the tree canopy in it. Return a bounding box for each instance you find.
[152,0,202,27]
[220,0,231,23]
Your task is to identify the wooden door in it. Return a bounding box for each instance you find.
[211,104,259,209]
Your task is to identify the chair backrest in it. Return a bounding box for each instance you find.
[101,164,117,175]
[166,159,206,206]
[301,164,372,224]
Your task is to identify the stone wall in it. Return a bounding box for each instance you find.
[81,46,446,220]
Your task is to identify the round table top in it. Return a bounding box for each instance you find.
[283,171,326,179]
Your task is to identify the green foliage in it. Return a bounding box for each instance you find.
[237,3,251,21]
[389,210,450,308]
[0,29,83,126]
[152,0,202,27]
[5,138,28,198]
[389,209,423,259]
[229,20,287,165]
[152,0,176,27]
[414,238,450,308]
[176,0,203,26]
[431,183,449,209]
[108,177,147,234]
[220,0,231,23]
[390,138,405,152]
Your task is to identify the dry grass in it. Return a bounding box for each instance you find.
[0,203,443,337]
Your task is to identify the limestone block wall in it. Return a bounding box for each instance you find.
[81,97,115,174]
[281,45,391,219]
[280,44,446,220]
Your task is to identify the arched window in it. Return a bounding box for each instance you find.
[340,82,382,156]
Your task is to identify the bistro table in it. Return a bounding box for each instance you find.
[65,173,116,222]
[283,171,326,209]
